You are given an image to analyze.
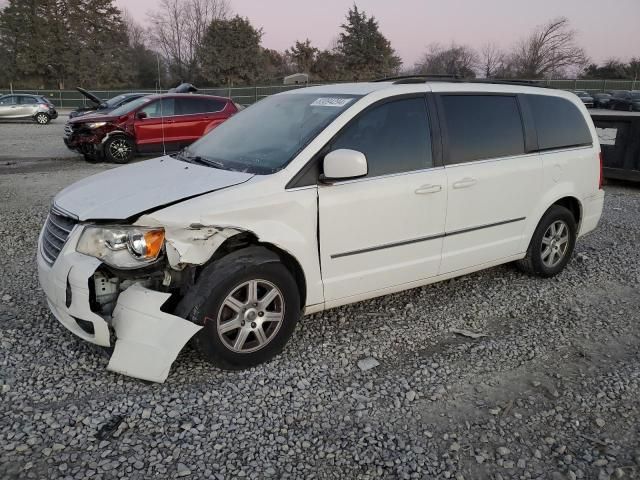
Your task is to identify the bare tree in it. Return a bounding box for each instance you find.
[414,43,479,78]
[122,9,146,47]
[480,43,505,78]
[511,17,588,78]
[147,0,230,80]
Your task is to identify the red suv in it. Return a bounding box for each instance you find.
[64,93,240,163]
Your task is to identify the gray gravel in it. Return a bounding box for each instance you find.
[1,160,639,480]
[0,115,81,162]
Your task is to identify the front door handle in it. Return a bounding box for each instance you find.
[415,184,442,195]
[452,177,477,189]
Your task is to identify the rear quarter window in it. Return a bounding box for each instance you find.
[177,98,226,115]
[528,95,592,151]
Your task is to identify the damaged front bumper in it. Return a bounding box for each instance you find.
[37,227,202,383]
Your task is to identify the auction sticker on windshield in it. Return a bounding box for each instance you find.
[310,97,354,107]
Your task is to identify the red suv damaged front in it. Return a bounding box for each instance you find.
[63,93,239,163]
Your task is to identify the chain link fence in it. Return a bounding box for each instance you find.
[0,84,317,109]
[1,79,638,109]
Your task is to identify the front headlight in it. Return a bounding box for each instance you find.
[77,226,165,269]
[87,121,107,129]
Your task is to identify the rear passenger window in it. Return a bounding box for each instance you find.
[331,97,432,177]
[20,97,37,104]
[528,95,592,150]
[441,95,525,164]
[177,98,226,115]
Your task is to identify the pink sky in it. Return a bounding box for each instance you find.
[116,0,639,66]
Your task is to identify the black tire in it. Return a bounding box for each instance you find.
[516,205,577,278]
[34,112,50,125]
[177,246,301,369]
[104,135,135,164]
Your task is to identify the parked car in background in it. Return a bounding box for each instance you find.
[69,88,149,119]
[607,91,640,111]
[41,79,604,382]
[592,92,612,109]
[0,94,58,124]
[64,93,239,163]
[574,91,594,108]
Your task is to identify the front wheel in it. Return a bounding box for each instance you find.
[516,205,577,278]
[34,113,50,125]
[180,246,301,369]
[104,135,135,164]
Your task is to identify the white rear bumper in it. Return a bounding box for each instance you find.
[579,190,605,237]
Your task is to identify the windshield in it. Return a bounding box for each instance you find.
[184,93,361,174]
[109,96,152,116]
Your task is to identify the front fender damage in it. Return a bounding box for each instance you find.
[107,284,202,383]
[104,224,245,382]
[160,223,245,269]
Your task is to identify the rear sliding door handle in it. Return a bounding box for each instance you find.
[415,184,442,195]
[452,177,477,189]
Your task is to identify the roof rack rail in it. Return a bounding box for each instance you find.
[466,79,554,88]
[373,75,555,89]
[373,74,463,83]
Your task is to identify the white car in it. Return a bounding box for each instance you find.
[38,79,605,382]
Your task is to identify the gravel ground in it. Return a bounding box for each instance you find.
[1,161,639,480]
[0,114,81,162]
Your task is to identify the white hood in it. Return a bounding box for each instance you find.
[54,156,253,221]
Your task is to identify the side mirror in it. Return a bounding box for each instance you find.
[136,111,148,120]
[321,149,368,183]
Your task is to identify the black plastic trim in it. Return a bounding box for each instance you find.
[331,217,526,259]
[331,234,443,259]
[517,94,539,153]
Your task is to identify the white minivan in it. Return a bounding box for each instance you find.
[38,79,605,382]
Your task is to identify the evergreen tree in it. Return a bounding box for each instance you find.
[198,16,262,86]
[336,5,401,80]
[0,0,139,88]
[287,39,318,74]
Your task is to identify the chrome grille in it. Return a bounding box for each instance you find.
[64,124,73,137]
[41,208,77,266]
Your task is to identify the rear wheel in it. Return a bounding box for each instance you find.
[104,135,134,164]
[34,113,50,125]
[516,205,577,278]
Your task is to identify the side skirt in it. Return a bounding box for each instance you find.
[318,253,524,313]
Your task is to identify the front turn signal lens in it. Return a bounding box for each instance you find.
[143,229,165,259]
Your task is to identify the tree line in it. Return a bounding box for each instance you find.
[0,0,637,90]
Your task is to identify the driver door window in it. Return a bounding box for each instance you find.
[331,97,433,177]
[0,96,17,105]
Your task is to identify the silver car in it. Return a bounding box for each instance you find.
[0,94,59,124]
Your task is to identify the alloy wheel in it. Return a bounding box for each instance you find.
[216,279,285,354]
[109,139,132,162]
[541,220,570,268]
[36,113,48,124]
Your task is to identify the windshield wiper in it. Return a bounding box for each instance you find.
[176,150,225,169]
